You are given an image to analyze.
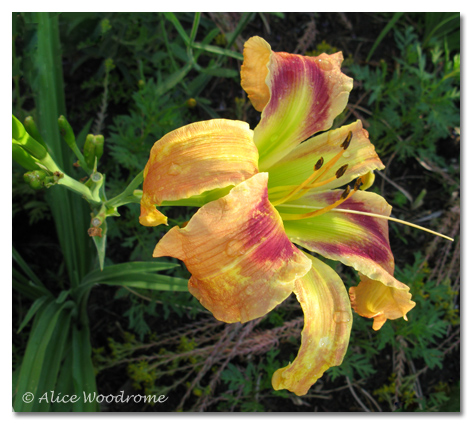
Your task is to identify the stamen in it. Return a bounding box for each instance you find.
[279,203,454,241]
[335,164,349,179]
[314,157,324,170]
[271,131,353,206]
[340,131,352,150]
[271,159,326,206]
[280,183,358,221]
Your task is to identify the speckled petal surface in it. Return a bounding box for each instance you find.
[272,254,352,396]
[139,119,258,226]
[152,173,312,323]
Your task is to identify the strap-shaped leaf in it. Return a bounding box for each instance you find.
[81,261,179,286]
[13,299,74,411]
[71,324,99,412]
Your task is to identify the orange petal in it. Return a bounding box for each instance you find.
[281,189,416,330]
[153,173,312,323]
[240,36,272,112]
[272,254,352,396]
[139,119,259,226]
[349,275,416,331]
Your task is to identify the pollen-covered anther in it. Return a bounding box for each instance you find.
[335,164,349,179]
[340,185,351,200]
[314,157,324,171]
[340,131,352,150]
[354,176,363,191]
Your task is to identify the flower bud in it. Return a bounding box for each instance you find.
[12,143,41,171]
[83,134,105,170]
[13,115,49,160]
[23,170,47,190]
[58,115,77,150]
[23,116,46,147]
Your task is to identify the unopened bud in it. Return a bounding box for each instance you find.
[12,143,40,171]
[186,98,197,108]
[23,116,46,147]
[58,115,77,150]
[83,134,105,170]
[23,170,47,190]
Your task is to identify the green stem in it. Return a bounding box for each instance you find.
[58,174,101,204]
[105,170,144,208]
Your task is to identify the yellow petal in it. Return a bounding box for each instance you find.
[272,254,352,396]
[240,36,272,112]
[349,275,416,331]
[139,119,259,226]
[139,192,168,226]
[153,173,312,323]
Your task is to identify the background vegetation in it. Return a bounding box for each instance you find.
[12,12,460,412]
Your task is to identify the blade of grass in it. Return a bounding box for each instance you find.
[164,12,190,45]
[366,12,404,62]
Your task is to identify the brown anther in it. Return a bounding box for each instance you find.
[335,164,349,179]
[354,177,363,191]
[340,131,352,150]
[314,157,324,170]
[340,185,351,200]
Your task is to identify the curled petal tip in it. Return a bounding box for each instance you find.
[139,195,168,227]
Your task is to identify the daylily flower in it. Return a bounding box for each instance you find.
[139,36,416,396]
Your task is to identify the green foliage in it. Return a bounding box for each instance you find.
[349,26,459,165]
[13,12,459,412]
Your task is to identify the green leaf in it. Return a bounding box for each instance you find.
[17,295,50,334]
[32,12,93,287]
[71,324,99,412]
[156,62,192,97]
[200,67,239,78]
[366,12,404,61]
[35,310,72,411]
[101,272,189,292]
[82,261,179,286]
[163,12,190,45]
[13,299,74,411]
[191,42,243,60]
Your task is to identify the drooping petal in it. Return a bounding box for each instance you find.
[240,36,271,112]
[267,120,384,195]
[349,275,415,331]
[241,36,353,171]
[280,190,415,328]
[153,173,312,323]
[272,254,352,396]
[139,119,259,226]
